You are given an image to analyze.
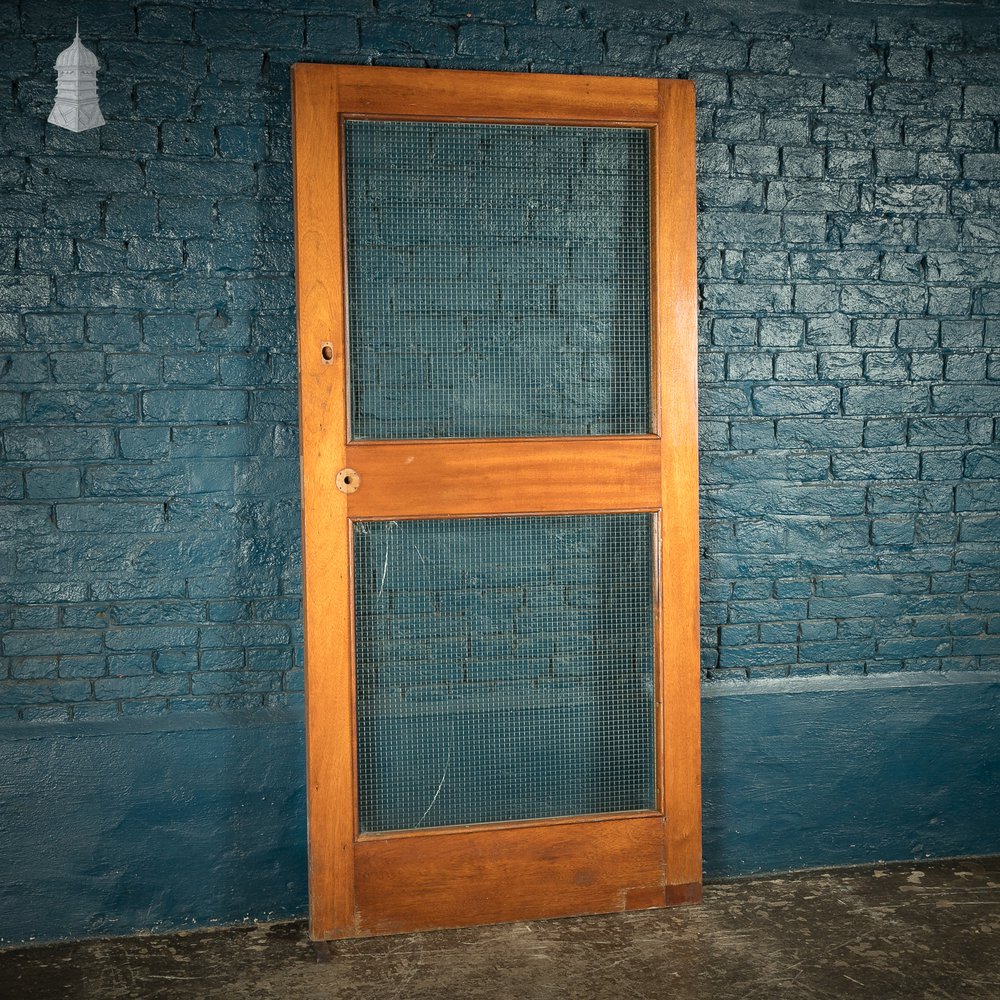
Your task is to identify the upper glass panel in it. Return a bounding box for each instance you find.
[343,120,652,440]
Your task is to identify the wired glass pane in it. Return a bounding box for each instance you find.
[344,120,652,440]
[354,514,656,833]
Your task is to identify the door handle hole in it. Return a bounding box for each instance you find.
[336,468,360,494]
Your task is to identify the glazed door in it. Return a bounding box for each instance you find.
[292,65,699,940]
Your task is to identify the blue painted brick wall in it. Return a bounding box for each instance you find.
[1,0,999,721]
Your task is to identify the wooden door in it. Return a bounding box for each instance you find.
[292,64,699,940]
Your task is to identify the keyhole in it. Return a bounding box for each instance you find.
[320,342,334,363]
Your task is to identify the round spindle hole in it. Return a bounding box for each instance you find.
[336,468,360,494]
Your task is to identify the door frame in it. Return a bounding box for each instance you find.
[292,64,700,940]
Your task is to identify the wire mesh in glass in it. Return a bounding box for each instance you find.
[353,513,656,833]
[344,120,652,440]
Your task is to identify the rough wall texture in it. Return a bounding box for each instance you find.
[2,0,1000,946]
[2,0,998,719]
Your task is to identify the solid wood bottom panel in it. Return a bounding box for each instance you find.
[349,815,668,937]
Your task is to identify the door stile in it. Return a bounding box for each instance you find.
[292,66,359,940]
[655,79,702,903]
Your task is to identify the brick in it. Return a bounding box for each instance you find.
[752,384,839,416]
[703,283,793,313]
[920,451,963,481]
[840,283,925,316]
[864,352,909,382]
[0,351,48,384]
[50,351,104,385]
[726,353,772,381]
[760,318,804,348]
[57,502,164,533]
[146,160,256,197]
[699,211,781,245]
[700,179,764,211]
[965,450,1000,480]
[196,10,302,47]
[874,82,961,115]
[863,419,907,448]
[361,18,457,57]
[659,33,749,72]
[307,14,360,51]
[217,126,266,162]
[949,120,995,152]
[932,385,1000,415]
[831,215,914,247]
[94,675,189,699]
[944,353,988,382]
[819,352,861,380]
[138,4,194,40]
[142,389,248,423]
[26,390,136,425]
[732,74,823,109]
[843,385,927,415]
[875,148,918,179]
[0,276,50,311]
[191,670,281,695]
[18,236,74,273]
[963,154,1000,182]
[833,452,919,480]
[910,351,944,382]
[161,124,215,157]
[713,109,762,142]
[105,626,198,652]
[705,483,865,518]
[777,418,863,449]
[87,314,142,347]
[602,30,656,67]
[897,320,939,350]
[781,146,823,178]
[791,251,879,281]
[726,420,772,450]
[4,426,117,462]
[2,629,103,657]
[768,180,857,213]
[0,680,92,706]
[873,183,948,215]
[871,484,954,514]
[697,143,731,179]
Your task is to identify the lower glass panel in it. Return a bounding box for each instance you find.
[353,513,656,833]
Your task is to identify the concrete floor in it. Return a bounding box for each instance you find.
[2,858,999,1000]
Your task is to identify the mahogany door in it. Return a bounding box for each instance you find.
[291,64,699,940]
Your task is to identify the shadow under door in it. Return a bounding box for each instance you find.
[291,64,700,940]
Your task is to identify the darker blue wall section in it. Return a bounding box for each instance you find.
[3,678,998,944]
[702,678,1000,877]
[1,0,999,944]
[0,714,307,944]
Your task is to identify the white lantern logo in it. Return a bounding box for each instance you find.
[48,21,106,133]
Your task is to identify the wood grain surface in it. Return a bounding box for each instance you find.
[292,64,701,940]
[343,437,661,518]
[355,815,667,936]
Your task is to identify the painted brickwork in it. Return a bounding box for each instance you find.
[1,0,999,721]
